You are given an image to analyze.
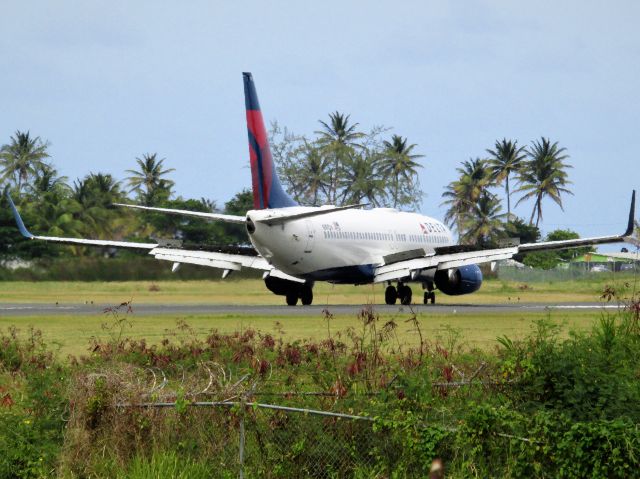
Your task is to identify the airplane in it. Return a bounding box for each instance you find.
[7,72,639,306]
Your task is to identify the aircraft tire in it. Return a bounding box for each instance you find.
[424,291,435,304]
[300,285,313,306]
[285,290,298,306]
[400,286,412,305]
[384,285,397,305]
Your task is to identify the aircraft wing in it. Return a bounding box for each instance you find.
[375,190,638,283]
[147,246,303,281]
[7,193,302,281]
[113,203,246,224]
[7,193,158,249]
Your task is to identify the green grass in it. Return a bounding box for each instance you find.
[0,309,605,358]
[0,277,631,357]
[0,275,637,304]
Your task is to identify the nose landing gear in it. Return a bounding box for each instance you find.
[423,291,436,304]
[422,282,436,304]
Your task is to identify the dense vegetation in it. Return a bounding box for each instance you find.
[0,121,426,265]
[3,126,627,274]
[1,286,639,477]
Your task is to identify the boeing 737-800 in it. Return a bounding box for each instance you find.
[8,73,639,306]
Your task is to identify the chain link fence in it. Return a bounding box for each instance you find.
[65,356,510,477]
[113,400,381,478]
[497,264,636,282]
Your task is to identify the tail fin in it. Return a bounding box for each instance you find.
[243,72,297,210]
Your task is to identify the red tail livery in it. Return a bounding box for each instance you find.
[243,72,297,210]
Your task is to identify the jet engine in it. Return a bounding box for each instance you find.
[264,276,300,296]
[433,264,483,295]
[264,275,314,306]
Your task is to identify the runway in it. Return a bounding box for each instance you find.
[0,302,622,317]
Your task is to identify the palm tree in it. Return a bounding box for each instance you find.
[459,192,506,247]
[315,112,364,204]
[486,139,526,219]
[381,135,424,208]
[441,181,468,234]
[315,112,364,147]
[28,193,83,239]
[0,131,50,194]
[441,158,492,235]
[338,152,386,206]
[26,167,81,240]
[84,173,124,207]
[457,158,492,200]
[126,153,175,205]
[27,164,69,197]
[298,142,332,206]
[73,173,125,238]
[515,137,573,227]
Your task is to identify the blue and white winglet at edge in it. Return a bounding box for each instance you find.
[6,192,34,239]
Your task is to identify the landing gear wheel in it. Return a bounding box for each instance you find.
[424,291,436,305]
[399,285,412,305]
[300,285,313,306]
[285,290,298,306]
[385,285,398,305]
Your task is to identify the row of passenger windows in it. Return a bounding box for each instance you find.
[323,230,392,241]
[322,230,449,244]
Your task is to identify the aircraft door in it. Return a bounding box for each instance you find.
[304,220,315,253]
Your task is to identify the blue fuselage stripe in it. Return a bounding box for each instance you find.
[299,264,376,284]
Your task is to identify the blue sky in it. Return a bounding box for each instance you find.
[2,1,639,244]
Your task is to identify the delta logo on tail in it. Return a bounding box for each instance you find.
[243,72,297,210]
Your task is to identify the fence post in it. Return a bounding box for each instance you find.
[238,398,246,479]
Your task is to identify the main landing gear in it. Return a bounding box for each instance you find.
[285,283,313,306]
[385,283,412,305]
[264,276,314,306]
[384,283,436,305]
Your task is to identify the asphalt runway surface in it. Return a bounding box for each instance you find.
[0,302,621,317]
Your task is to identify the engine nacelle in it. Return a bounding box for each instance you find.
[264,276,301,296]
[434,264,483,296]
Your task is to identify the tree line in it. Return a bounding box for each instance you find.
[271,112,423,209]
[0,131,254,260]
[439,137,596,268]
[269,115,590,267]
[0,114,427,261]
[2,119,626,269]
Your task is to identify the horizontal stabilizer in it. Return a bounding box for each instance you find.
[256,204,367,226]
[114,203,246,224]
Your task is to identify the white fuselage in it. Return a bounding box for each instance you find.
[247,207,453,283]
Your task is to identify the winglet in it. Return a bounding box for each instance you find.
[623,190,636,237]
[5,192,34,239]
